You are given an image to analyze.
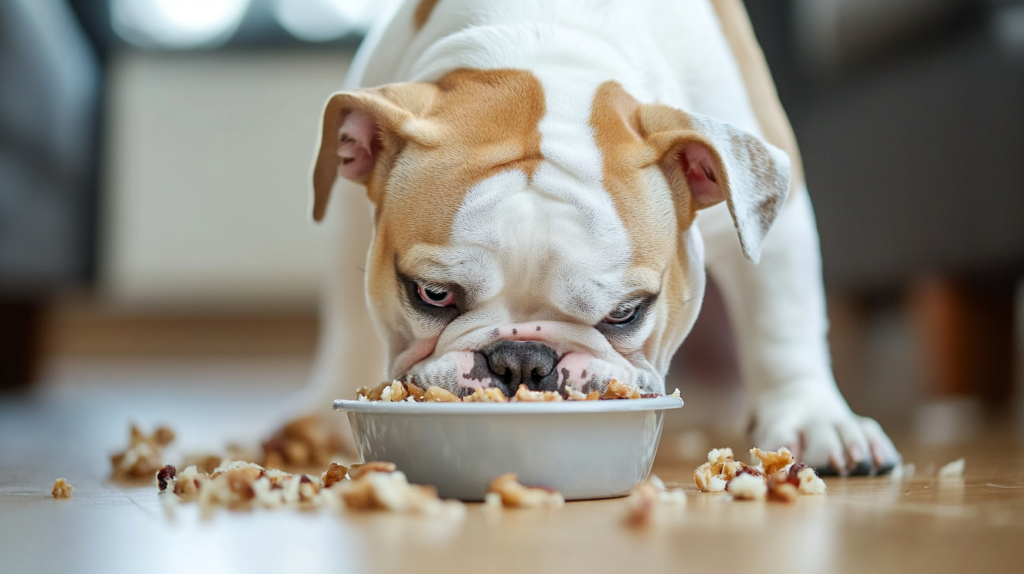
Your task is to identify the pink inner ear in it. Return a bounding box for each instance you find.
[337,109,377,182]
[680,142,724,208]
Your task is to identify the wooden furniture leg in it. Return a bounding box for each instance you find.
[0,299,43,390]
[907,275,1015,406]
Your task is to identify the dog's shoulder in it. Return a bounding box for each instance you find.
[345,0,425,89]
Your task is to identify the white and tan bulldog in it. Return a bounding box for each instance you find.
[302,0,899,474]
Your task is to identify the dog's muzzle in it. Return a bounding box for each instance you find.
[480,341,560,396]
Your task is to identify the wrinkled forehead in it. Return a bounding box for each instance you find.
[398,168,664,318]
[375,69,678,306]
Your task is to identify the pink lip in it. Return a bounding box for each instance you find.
[398,322,559,375]
[396,322,597,388]
[392,339,437,377]
[455,351,489,389]
[554,351,594,390]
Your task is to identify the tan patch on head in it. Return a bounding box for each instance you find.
[374,68,544,247]
[313,70,545,350]
[711,0,805,195]
[589,81,680,273]
[590,82,699,351]
[314,68,545,232]
[365,68,545,309]
[645,241,698,369]
[413,0,440,31]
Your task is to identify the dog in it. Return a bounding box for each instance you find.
[301,0,900,475]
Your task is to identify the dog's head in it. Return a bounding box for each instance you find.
[311,69,789,397]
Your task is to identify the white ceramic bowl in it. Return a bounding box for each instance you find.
[333,397,683,501]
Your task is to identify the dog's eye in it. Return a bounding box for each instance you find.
[603,303,639,325]
[417,283,456,307]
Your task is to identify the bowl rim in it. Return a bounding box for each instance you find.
[333,396,683,415]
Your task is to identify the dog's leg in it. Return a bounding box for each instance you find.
[703,0,896,473]
[286,183,383,451]
[698,186,900,475]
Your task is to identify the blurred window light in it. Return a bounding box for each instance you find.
[112,0,251,49]
[993,3,1024,53]
[273,0,374,42]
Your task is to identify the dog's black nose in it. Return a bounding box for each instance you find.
[483,341,559,396]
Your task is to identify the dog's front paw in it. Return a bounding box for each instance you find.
[750,385,901,476]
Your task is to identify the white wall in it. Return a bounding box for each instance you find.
[102,50,355,310]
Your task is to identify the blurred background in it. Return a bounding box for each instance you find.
[1,0,1022,448]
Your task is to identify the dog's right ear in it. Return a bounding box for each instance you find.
[639,104,791,264]
[311,82,440,221]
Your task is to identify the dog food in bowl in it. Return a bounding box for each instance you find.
[334,386,683,501]
[356,379,681,403]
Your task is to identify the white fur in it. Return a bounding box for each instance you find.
[312,0,900,472]
[400,160,659,391]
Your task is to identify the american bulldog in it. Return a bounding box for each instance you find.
[303,0,900,474]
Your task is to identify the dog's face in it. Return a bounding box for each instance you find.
[312,69,789,397]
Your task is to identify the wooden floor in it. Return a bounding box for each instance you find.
[2,389,1023,574]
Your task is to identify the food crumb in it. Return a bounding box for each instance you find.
[603,379,641,400]
[565,386,586,400]
[564,386,602,401]
[380,380,410,402]
[180,454,223,475]
[356,382,389,401]
[624,475,685,526]
[890,462,915,481]
[727,472,767,500]
[423,386,461,403]
[110,424,175,481]
[320,462,348,488]
[938,458,965,479]
[462,387,508,402]
[260,415,345,470]
[750,447,794,476]
[707,476,727,492]
[797,467,827,495]
[160,489,180,519]
[348,461,397,480]
[694,447,744,492]
[767,470,799,503]
[483,492,503,510]
[336,470,453,515]
[625,482,658,526]
[487,473,564,508]
[156,465,176,491]
[51,478,73,499]
[513,385,563,402]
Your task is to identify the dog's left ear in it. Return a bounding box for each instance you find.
[311,82,440,221]
[641,104,791,263]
